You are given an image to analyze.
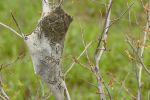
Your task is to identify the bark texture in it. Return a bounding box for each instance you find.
[25,5,72,100]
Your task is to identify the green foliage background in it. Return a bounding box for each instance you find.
[0,0,149,99]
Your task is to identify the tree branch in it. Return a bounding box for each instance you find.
[93,0,112,100]
[137,3,150,100]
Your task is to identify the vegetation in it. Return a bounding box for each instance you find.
[0,0,149,99]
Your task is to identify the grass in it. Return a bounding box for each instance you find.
[0,0,150,100]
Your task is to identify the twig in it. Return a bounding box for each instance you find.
[72,57,91,71]
[83,80,98,88]
[11,12,24,38]
[64,41,93,76]
[96,0,113,48]
[119,73,136,99]
[63,81,71,100]
[133,48,142,100]
[80,23,93,68]
[126,35,150,75]
[108,72,136,99]
[98,2,134,45]
[0,22,22,38]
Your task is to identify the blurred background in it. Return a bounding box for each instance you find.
[0,0,150,99]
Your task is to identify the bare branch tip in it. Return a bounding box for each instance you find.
[0,21,22,38]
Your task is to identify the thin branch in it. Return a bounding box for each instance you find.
[126,35,150,75]
[11,12,24,38]
[137,4,150,100]
[108,72,136,99]
[64,41,93,76]
[93,0,112,100]
[101,2,134,35]
[85,81,98,88]
[80,23,93,68]
[63,81,71,100]
[0,22,22,38]
[133,49,141,100]
[117,73,129,95]
[72,57,91,71]
[96,0,113,48]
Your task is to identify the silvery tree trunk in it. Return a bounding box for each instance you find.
[24,0,72,100]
